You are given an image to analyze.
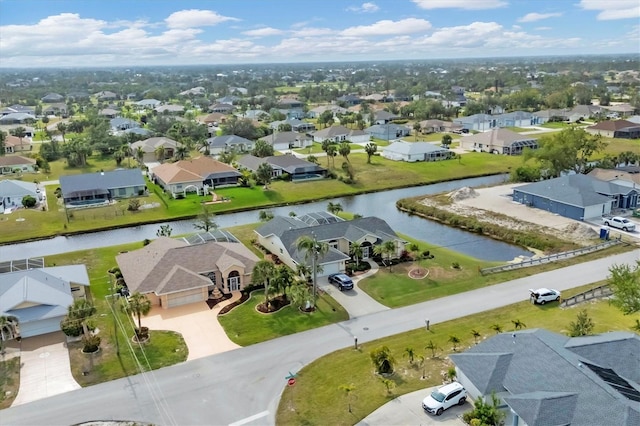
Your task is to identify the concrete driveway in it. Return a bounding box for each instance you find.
[319,261,389,318]
[357,388,467,426]
[142,299,240,361]
[11,332,80,407]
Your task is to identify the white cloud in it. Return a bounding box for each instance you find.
[517,12,562,22]
[341,18,432,36]
[535,26,553,31]
[347,2,380,13]
[412,0,507,10]
[289,26,335,37]
[165,9,239,28]
[578,0,640,20]
[242,27,284,37]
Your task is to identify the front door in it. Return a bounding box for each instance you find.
[228,271,241,291]
[362,246,370,259]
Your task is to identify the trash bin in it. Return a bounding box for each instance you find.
[599,227,610,240]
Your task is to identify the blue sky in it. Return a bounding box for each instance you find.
[0,0,638,67]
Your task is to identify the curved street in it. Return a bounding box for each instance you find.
[1,249,638,426]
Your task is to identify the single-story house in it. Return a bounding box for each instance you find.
[419,119,463,134]
[179,87,206,96]
[269,118,316,133]
[585,120,639,138]
[209,103,235,114]
[41,93,65,103]
[98,108,119,118]
[135,99,162,109]
[217,95,241,105]
[307,105,348,119]
[200,112,229,126]
[454,111,541,132]
[512,174,639,220]
[277,98,305,109]
[260,131,313,151]
[255,214,405,277]
[237,154,327,181]
[116,237,258,308]
[42,103,68,116]
[0,180,42,213]
[0,265,90,337]
[95,91,117,101]
[0,105,35,116]
[151,156,241,196]
[459,128,538,155]
[59,168,146,207]
[205,135,254,155]
[0,155,37,175]
[364,123,411,141]
[382,141,454,162]
[450,329,640,426]
[373,110,400,125]
[155,104,184,114]
[131,137,179,163]
[0,113,36,124]
[336,94,362,105]
[312,125,370,144]
[587,167,640,189]
[4,135,32,153]
[241,109,270,121]
[110,117,140,132]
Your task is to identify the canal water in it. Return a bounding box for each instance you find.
[0,174,533,262]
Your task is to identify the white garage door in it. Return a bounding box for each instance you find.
[19,317,63,338]
[166,289,205,308]
[318,262,341,277]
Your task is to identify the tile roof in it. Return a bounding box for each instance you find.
[0,155,36,167]
[587,119,636,131]
[131,137,179,153]
[312,125,351,138]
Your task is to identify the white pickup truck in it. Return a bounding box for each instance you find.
[603,216,636,232]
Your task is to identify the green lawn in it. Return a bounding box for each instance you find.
[276,286,638,426]
[218,289,349,346]
[292,142,363,155]
[505,126,533,133]
[540,122,572,129]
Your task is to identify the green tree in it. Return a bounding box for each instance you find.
[462,392,505,426]
[403,347,416,364]
[193,205,217,232]
[364,142,377,163]
[285,280,312,309]
[327,202,343,215]
[61,299,97,338]
[471,329,481,345]
[374,240,397,271]
[22,195,37,208]
[370,345,395,375]
[568,309,595,337]
[425,340,439,358]
[135,146,145,164]
[338,384,356,413]
[380,377,396,394]
[258,209,274,222]
[156,224,173,237]
[121,292,152,333]
[252,260,276,308]
[256,162,273,189]
[295,234,329,305]
[221,116,258,140]
[607,261,640,314]
[338,142,351,163]
[0,315,20,354]
[174,144,189,161]
[0,130,6,155]
[441,134,453,148]
[413,122,421,140]
[511,319,526,330]
[448,335,461,351]
[251,139,274,157]
[349,242,363,268]
[326,144,338,168]
[490,323,502,334]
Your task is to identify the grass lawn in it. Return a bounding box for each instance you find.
[505,126,533,133]
[413,133,448,142]
[218,290,349,346]
[0,358,20,409]
[291,142,363,155]
[540,122,572,129]
[276,286,637,426]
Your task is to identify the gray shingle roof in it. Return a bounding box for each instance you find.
[513,174,633,208]
[206,134,253,148]
[60,169,145,196]
[451,329,640,426]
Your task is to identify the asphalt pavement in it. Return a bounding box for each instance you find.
[1,249,638,426]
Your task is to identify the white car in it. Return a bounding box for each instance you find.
[529,288,561,304]
[422,382,467,416]
[603,216,636,232]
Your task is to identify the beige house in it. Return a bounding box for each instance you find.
[131,137,179,163]
[585,120,637,138]
[459,128,538,155]
[116,237,259,309]
[0,155,37,174]
[150,156,241,196]
[4,135,32,153]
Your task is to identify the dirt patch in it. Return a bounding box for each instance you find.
[256,295,291,314]
[408,267,429,279]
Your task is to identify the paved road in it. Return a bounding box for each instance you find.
[2,250,638,426]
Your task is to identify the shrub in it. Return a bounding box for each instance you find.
[452,262,461,269]
[81,334,101,353]
[127,198,141,211]
[370,346,395,375]
[60,317,83,337]
[22,195,37,208]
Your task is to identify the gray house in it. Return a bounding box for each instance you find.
[450,330,640,426]
[255,214,405,277]
[60,169,146,207]
[365,123,411,141]
[512,174,639,220]
[205,134,254,155]
[0,180,42,213]
[381,141,454,162]
[0,266,90,337]
[237,154,326,181]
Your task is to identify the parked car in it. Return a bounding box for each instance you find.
[328,273,354,291]
[422,382,467,416]
[603,216,636,232]
[529,288,561,304]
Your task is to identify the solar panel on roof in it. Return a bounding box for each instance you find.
[583,361,640,402]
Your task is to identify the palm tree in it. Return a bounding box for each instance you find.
[349,242,363,268]
[56,122,68,143]
[121,292,152,332]
[413,122,421,141]
[295,234,329,305]
[374,240,397,271]
[425,340,439,358]
[252,260,276,308]
[512,319,526,330]
[0,315,19,354]
[321,140,332,167]
[135,146,145,164]
[370,345,395,374]
[155,145,166,162]
[364,142,377,163]
[448,335,461,351]
[338,142,351,163]
[338,384,356,413]
[471,329,481,345]
[491,323,503,334]
[326,144,337,168]
[174,144,189,161]
[403,347,416,364]
[327,202,343,215]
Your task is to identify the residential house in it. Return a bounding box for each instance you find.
[59,169,146,207]
[0,180,42,213]
[255,214,406,277]
[155,104,184,115]
[0,125,35,139]
[42,103,68,116]
[241,109,270,121]
[41,93,65,103]
[586,120,640,138]
[95,91,117,101]
[382,141,454,162]
[209,103,235,114]
[116,237,258,308]
[601,103,635,117]
[205,135,254,155]
[373,110,400,125]
[312,125,370,144]
[67,91,89,101]
[179,87,206,96]
[419,119,463,134]
[135,99,162,109]
[0,265,90,337]
[200,112,228,127]
[269,118,316,133]
[217,95,241,105]
[450,329,640,426]
[307,105,348,119]
[0,105,35,116]
[512,174,639,220]
[455,111,540,131]
[587,167,640,189]
[98,108,119,119]
[0,155,37,175]
[4,135,32,153]
[277,98,305,119]
[0,113,36,124]
[131,137,179,163]
[260,131,313,151]
[336,94,362,106]
[459,128,538,155]
[151,156,241,196]
[365,123,411,141]
[110,117,140,132]
[237,154,327,181]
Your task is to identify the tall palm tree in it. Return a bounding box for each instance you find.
[155,145,166,162]
[326,144,337,168]
[121,292,151,332]
[364,142,377,164]
[136,146,145,164]
[338,142,351,163]
[56,122,68,143]
[174,144,189,161]
[349,242,363,268]
[295,234,329,305]
[252,260,276,307]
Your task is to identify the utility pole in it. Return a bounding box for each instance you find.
[108,276,120,356]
